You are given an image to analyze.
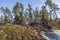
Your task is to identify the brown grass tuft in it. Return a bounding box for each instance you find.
[0,25,46,40]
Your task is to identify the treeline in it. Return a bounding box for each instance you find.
[0,0,59,25]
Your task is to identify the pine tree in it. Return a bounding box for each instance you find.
[26,4,33,23]
[45,0,53,22]
[41,6,48,24]
[13,2,24,24]
[34,7,39,21]
[52,3,60,22]
[19,3,24,24]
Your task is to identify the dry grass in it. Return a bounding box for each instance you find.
[0,25,46,40]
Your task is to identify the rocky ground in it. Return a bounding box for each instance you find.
[41,30,60,40]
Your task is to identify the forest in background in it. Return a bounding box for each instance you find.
[0,0,60,30]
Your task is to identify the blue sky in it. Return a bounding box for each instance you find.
[0,0,46,10]
[0,0,60,18]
